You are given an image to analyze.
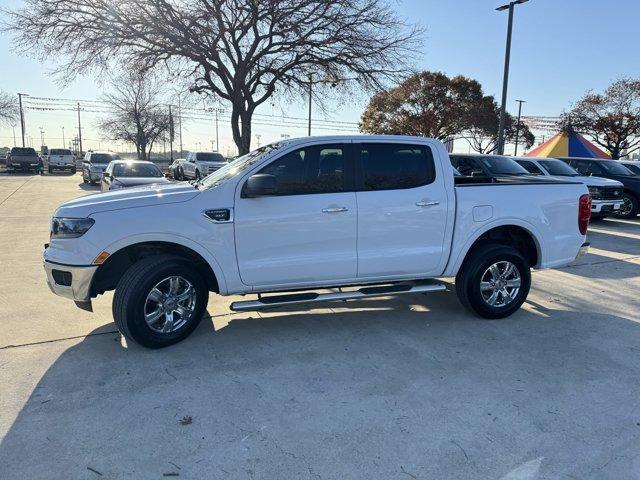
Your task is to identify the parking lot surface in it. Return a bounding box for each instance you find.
[1,172,640,479]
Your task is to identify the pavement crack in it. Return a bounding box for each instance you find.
[0,176,37,207]
[0,329,119,350]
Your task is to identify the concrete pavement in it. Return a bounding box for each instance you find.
[1,172,640,479]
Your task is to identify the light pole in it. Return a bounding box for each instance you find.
[39,127,45,149]
[513,99,526,156]
[496,0,529,155]
[61,126,65,148]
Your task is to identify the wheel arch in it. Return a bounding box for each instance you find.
[446,222,542,276]
[91,236,227,297]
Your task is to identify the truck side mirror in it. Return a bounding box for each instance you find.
[243,174,278,197]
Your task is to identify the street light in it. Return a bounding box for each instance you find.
[513,99,526,156]
[495,0,530,155]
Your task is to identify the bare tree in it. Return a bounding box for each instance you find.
[0,91,18,126]
[466,98,534,154]
[98,72,170,160]
[7,0,422,154]
[559,79,640,159]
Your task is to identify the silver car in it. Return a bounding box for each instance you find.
[101,160,171,192]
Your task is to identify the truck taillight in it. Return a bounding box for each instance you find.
[578,194,591,235]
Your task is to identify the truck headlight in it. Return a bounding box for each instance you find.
[588,186,601,200]
[50,217,95,239]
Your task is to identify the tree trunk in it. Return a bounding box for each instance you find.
[230,102,253,155]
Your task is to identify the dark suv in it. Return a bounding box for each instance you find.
[560,157,640,218]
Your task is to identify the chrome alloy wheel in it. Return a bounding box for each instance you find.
[144,276,197,334]
[480,261,521,307]
[615,195,633,217]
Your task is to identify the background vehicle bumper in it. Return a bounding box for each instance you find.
[591,199,622,214]
[44,260,98,302]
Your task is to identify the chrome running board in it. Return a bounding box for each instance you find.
[230,280,447,312]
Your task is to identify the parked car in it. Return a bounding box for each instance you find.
[44,135,590,348]
[101,160,171,192]
[449,153,533,179]
[167,158,187,180]
[82,151,122,185]
[6,147,40,173]
[512,157,624,218]
[179,151,228,180]
[43,148,77,174]
[559,157,640,218]
[619,161,640,175]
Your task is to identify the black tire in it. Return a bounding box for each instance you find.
[195,169,201,181]
[71,167,77,174]
[89,178,96,185]
[112,255,209,348]
[615,192,639,219]
[48,166,53,174]
[455,244,531,319]
[176,167,183,181]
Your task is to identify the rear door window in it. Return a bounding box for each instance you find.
[357,143,435,190]
[450,156,484,177]
[574,160,604,176]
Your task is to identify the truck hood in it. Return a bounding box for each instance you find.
[55,182,199,218]
[199,161,227,168]
[576,176,624,187]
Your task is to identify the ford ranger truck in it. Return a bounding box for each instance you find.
[43,136,591,348]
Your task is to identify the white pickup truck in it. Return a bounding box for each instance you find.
[43,136,591,348]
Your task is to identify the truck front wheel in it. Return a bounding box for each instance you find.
[112,255,209,348]
[455,245,531,319]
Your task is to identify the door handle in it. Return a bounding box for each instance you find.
[416,201,440,207]
[322,207,349,213]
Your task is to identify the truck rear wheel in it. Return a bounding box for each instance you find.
[112,255,209,348]
[455,244,531,319]
[615,192,639,219]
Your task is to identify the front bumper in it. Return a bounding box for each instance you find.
[591,199,623,214]
[44,260,98,302]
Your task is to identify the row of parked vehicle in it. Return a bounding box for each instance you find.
[450,154,640,219]
[2,147,77,174]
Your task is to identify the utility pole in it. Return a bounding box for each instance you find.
[12,125,16,147]
[76,103,83,157]
[307,74,313,136]
[513,99,526,156]
[18,93,26,147]
[215,107,219,152]
[177,96,183,158]
[61,126,65,148]
[168,105,174,162]
[495,0,529,155]
[39,127,45,149]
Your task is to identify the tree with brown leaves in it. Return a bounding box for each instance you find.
[7,0,422,154]
[559,79,640,159]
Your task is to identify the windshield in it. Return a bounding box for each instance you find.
[481,156,529,175]
[199,142,288,190]
[11,147,37,156]
[539,159,580,176]
[600,161,634,176]
[113,162,163,178]
[50,149,72,156]
[91,153,121,164]
[623,163,640,175]
[196,152,225,162]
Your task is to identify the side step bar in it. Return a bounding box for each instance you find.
[230,280,447,312]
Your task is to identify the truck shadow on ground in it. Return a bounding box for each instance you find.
[2,295,640,479]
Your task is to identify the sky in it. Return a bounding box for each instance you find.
[0,0,639,155]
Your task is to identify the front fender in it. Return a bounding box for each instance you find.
[102,233,229,295]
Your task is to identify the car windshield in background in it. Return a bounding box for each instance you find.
[196,153,226,162]
[481,156,529,175]
[113,163,163,177]
[624,163,640,175]
[50,149,72,156]
[539,159,580,176]
[599,161,634,176]
[11,148,37,156]
[92,154,121,163]
[200,142,288,190]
